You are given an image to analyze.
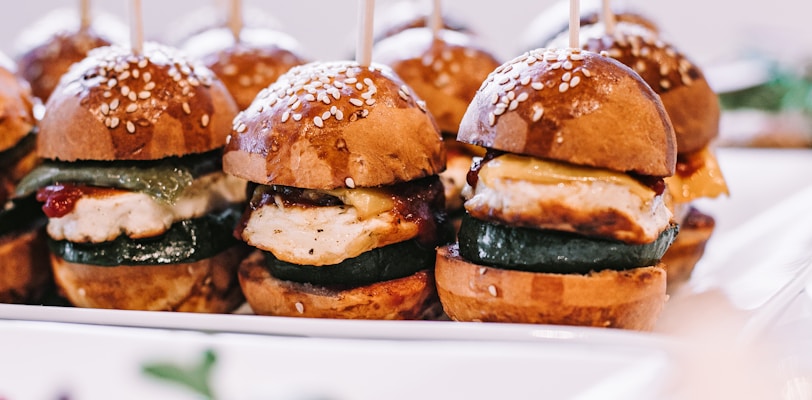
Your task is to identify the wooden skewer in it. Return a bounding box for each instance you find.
[430,0,442,39]
[80,0,91,30]
[569,0,580,48]
[130,0,144,55]
[602,0,617,35]
[228,0,243,43]
[355,0,375,67]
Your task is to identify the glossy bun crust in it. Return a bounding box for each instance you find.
[581,23,719,154]
[38,42,238,161]
[458,48,676,177]
[374,29,500,133]
[0,55,35,152]
[224,61,445,189]
[183,28,308,110]
[51,245,247,312]
[238,250,440,319]
[435,244,667,331]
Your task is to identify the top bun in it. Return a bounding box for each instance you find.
[458,48,676,177]
[577,23,720,154]
[182,27,308,110]
[224,61,445,189]
[14,8,127,102]
[374,28,501,133]
[521,0,657,52]
[373,1,471,43]
[38,42,238,161]
[0,53,35,152]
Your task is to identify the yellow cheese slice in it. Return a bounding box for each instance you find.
[321,187,395,219]
[665,148,729,203]
[478,153,656,199]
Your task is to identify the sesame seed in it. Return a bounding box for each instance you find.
[100,103,109,115]
[660,79,672,89]
[314,116,324,128]
[600,50,610,57]
[516,92,529,102]
[361,109,369,117]
[493,106,505,116]
[335,110,344,121]
[491,93,500,104]
[488,285,497,297]
[281,110,290,122]
[559,82,569,92]
[532,104,544,122]
[365,98,376,106]
[322,111,331,120]
[417,100,427,112]
[570,53,584,61]
[110,117,120,128]
[138,91,150,99]
[236,123,247,133]
[520,76,531,86]
[349,98,364,107]
[322,97,331,105]
[128,92,137,101]
[563,61,573,70]
[103,91,112,98]
[570,76,581,87]
[125,103,137,113]
[126,121,135,133]
[295,302,304,314]
[138,59,148,68]
[201,114,209,127]
[118,71,130,80]
[478,267,487,275]
[345,177,355,188]
[488,112,496,126]
[132,69,140,79]
[508,100,519,111]
[582,68,592,78]
[144,81,156,91]
[562,72,572,82]
[531,81,544,91]
[110,99,119,110]
[399,90,409,101]
[143,72,152,82]
[121,86,130,96]
[304,94,316,102]
[345,77,357,84]
[334,81,345,89]
[356,83,364,90]
[293,113,303,121]
[551,62,562,70]
[660,64,670,76]
[291,99,302,110]
[496,75,510,85]
[107,78,117,87]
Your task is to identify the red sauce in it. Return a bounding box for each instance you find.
[675,152,705,178]
[466,149,503,188]
[629,174,666,196]
[35,184,120,218]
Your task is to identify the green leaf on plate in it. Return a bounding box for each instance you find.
[142,349,217,399]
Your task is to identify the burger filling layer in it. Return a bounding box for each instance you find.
[239,177,448,266]
[464,154,672,244]
[665,147,729,204]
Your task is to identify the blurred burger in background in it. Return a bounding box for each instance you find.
[163,1,281,47]
[182,27,308,110]
[373,0,472,44]
[14,7,127,103]
[225,61,451,319]
[521,0,657,55]
[555,21,729,288]
[15,42,247,312]
[0,52,51,303]
[374,28,500,214]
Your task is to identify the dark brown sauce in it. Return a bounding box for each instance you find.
[675,152,704,178]
[465,149,503,188]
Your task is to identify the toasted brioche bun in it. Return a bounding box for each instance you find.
[0,228,52,304]
[578,23,719,154]
[51,245,248,312]
[521,0,658,51]
[14,9,126,102]
[224,61,445,189]
[435,244,667,331]
[0,54,35,152]
[182,28,308,110]
[38,42,238,161]
[238,250,439,319]
[374,29,500,134]
[660,207,714,289]
[458,48,676,176]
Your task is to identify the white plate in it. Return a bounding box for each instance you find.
[0,148,811,399]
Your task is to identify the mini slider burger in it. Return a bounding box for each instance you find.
[372,1,471,43]
[374,28,501,212]
[15,43,246,312]
[435,48,678,330]
[182,27,308,110]
[224,61,450,319]
[14,8,126,102]
[570,22,729,287]
[0,52,51,303]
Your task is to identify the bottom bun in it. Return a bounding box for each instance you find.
[239,250,441,319]
[51,245,249,312]
[435,244,667,331]
[0,228,52,303]
[660,208,715,290]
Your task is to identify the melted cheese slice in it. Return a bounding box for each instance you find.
[478,154,656,199]
[319,187,394,219]
[665,148,729,203]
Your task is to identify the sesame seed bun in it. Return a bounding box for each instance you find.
[238,250,440,319]
[182,28,309,110]
[435,244,667,330]
[458,48,676,177]
[13,8,127,102]
[0,54,35,152]
[223,61,445,189]
[578,23,720,154]
[0,228,52,304]
[37,42,239,161]
[374,29,501,134]
[50,245,248,312]
[520,0,658,52]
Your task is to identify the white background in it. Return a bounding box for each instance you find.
[0,0,810,70]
